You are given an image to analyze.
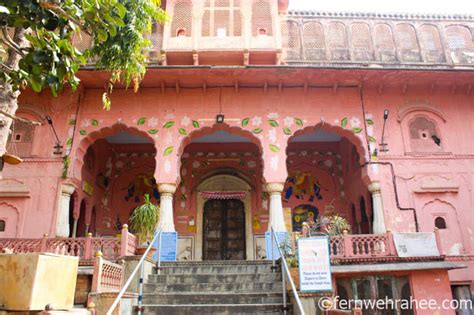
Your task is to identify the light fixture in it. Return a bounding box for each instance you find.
[216,114,225,124]
[379,109,389,152]
[46,115,63,155]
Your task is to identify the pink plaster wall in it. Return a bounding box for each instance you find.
[410,269,455,315]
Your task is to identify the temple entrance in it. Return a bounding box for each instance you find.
[203,199,246,260]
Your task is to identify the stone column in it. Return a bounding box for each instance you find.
[158,183,176,232]
[55,184,75,237]
[368,181,386,234]
[265,183,287,232]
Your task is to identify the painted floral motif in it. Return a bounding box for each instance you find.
[181,116,191,127]
[350,117,361,128]
[267,112,279,120]
[148,117,159,128]
[283,116,294,128]
[251,116,262,126]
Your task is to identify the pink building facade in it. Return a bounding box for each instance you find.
[2,0,474,312]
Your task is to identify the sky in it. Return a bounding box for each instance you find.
[289,0,474,15]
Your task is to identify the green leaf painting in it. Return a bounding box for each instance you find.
[341,117,348,128]
[283,127,292,135]
[295,118,303,127]
[192,120,200,128]
[252,128,263,134]
[137,117,146,125]
[368,136,376,142]
[163,146,174,156]
[178,128,187,136]
[163,121,175,129]
[91,119,99,126]
[269,144,280,153]
[148,129,158,134]
[79,130,87,135]
[241,118,249,127]
[66,138,73,146]
[366,119,374,125]
[352,127,363,134]
[268,119,279,127]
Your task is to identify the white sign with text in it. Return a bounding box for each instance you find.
[298,236,332,292]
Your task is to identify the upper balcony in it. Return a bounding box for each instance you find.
[281,11,474,68]
[151,0,282,65]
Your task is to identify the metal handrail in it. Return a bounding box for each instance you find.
[271,227,305,315]
[106,229,162,315]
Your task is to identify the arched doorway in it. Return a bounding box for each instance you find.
[76,125,157,237]
[178,125,263,260]
[285,124,371,234]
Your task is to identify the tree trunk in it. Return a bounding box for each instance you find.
[0,28,26,176]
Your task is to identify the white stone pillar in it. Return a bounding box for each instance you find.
[55,184,75,237]
[266,183,287,232]
[158,183,176,232]
[368,181,386,234]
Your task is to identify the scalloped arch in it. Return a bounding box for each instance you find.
[397,103,446,122]
[176,123,265,180]
[73,122,156,181]
[287,123,369,164]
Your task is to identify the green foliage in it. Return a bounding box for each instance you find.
[1,0,168,108]
[129,194,159,244]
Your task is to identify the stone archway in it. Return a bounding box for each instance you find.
[195,174,253,261]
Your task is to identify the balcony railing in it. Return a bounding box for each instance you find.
[0,225,137,263]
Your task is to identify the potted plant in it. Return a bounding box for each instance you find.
[130,194,159,257]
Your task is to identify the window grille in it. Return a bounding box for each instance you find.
[303,22,325,60]
[171,1,192,37]
[202,0,242,37]
[350,23,372,50]
[445,26,473,50]
[395,24,419,50]
[281,20,301,60]
[419,25,442,51]
[7,120,35,157]
[374,24,395,50]
[327,22,347,49]
[252,0,273,36]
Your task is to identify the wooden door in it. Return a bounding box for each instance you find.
[203,199,246,260]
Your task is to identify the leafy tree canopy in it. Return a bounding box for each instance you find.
[0,0,168,109]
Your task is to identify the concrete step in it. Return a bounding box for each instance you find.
[142,303,287,314]
[142,292,284,304]
[147,273,282,284]
[144,281,283,292]
[158,263,278,275]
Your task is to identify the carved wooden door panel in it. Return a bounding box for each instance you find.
[203,199,246,260]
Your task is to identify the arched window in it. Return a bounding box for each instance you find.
[252,0,273,36]
[327,22,349,60]
[419,24,444,62]
[303,22,325,60]
[202,0,242,37]
[374,23,396,61]
[7,120,35,157]
[395,23,421,61]
[409,116,442,153]
[171,0,192,37]
[350,23,374,61]
[0,220,5,232]
[435,216,447,229]
[445,25,474,51]
[281,20,301,60]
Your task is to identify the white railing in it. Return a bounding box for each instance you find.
[270,227,305,315]
[106,229,162,315]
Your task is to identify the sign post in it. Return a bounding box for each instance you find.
[298,236,332,292]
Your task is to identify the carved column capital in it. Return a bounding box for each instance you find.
[61,184,75,196]
[158,183,177,195]
[265,182,285,194]
[368,181,381,194]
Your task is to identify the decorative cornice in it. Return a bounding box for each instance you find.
[286,10,474,21]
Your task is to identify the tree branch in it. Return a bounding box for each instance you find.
[0,28,25,57]
[39,1,92,36]
[0,109,42,126]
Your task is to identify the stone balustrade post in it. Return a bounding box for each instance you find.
[368,181,387,234]
[84,233,93,260]
[158,183,176,232]
[434,228,443,255]
[342,230,353,258]
[386,230,397,256]
[265,183,287,232]
[120,224,129,257]
[40,233,49,252]
[91,251,103,293]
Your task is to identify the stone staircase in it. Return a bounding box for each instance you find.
[142,260,289,314]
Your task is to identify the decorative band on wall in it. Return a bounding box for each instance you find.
[200,191,247,200]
